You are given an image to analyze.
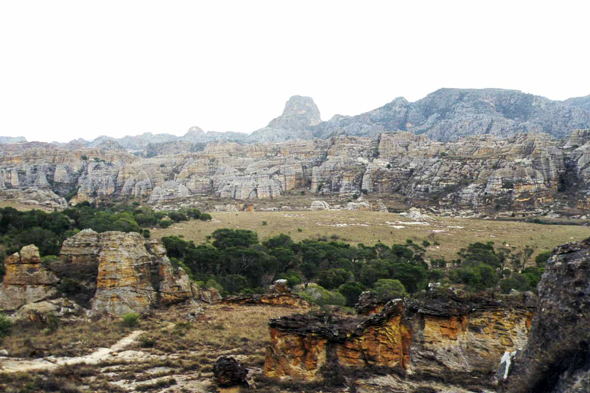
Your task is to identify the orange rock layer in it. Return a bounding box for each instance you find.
[264,297,534,385]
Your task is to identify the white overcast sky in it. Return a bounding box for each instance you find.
[1,0,589,142]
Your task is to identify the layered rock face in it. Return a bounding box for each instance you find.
[0,245,58,311]
[0,231,197,316]
[3,130,590,213]
[76,230,197,316]
[264,292,534,390]
[502,238,590,393]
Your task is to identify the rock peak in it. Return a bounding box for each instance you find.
[267,95,321,130]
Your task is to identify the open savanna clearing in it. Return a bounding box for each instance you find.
[152,210,589,260]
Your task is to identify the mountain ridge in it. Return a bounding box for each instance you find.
[3,88,590,148]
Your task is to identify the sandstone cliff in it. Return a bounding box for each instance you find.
[0,231,198,316]
[264,292,534,390]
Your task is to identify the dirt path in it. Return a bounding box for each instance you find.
[0,330,145,373]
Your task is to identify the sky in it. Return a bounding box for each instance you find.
[1,0,589,143]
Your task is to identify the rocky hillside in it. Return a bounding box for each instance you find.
[2,130,590,214]
[0,136,27,144]
[312,89,590,141]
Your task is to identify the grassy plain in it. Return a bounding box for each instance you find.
[152,210,589,261]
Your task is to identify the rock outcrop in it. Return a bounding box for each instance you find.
[4,122,590,214]
[84,231,197,316]
[0,245,58,311]
[213,356,248,387]
[264,292,534,390]
[0,231,198,316]
[502,238,590,393]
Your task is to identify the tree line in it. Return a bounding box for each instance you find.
[0,203,211,278]
[162,229,550,307]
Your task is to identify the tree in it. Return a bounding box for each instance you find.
[184,244,220,275]
[338,282,365,307]
[318,268,351,290]
[211,229,258,250]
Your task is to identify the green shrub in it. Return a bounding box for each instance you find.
[373,279,407,300]
[301,285,346,307]
[535,251,552,266]
[262,221,268,226]
[121,313,140,328]
[205,279,224,293]
[276,272,302,289]
[0,313,12,338]
[199,213,212,221]
[159,219,173,228]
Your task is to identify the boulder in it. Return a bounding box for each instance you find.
[199,288,222,304]
[11,298,82,323]
[269,279,290,295]
[213,356,248,387]
[310,200,330,211]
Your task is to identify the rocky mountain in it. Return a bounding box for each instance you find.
[0,136,27,144]
[18,89,590,152]
[246,95,320,143]
[565,94,590,111]
[311,88,590,141]
[2,130,590,214]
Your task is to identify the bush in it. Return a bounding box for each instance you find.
[159,219,173,228]
[276,272,301,289]
[121,313,140,328]
[199,213,212,221]
[262,221,268,226]
[301,285,346,307]
[0,313,12,338]
[535,251,552,266]
[205,279,224,293]
[373,279,407,300]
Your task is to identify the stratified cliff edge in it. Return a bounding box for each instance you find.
[502,238,590,393]
[3,131,590,214]
[264,291,535,391]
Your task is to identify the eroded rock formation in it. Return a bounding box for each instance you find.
[3,131,590,214]
[502,238,590,393]
[0,245,58,311]
[264,292,534,390]
[0,231,198,316]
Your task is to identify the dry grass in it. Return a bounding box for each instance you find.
[0,200,54,212]
[138,304,306,360]
[3,318,135,358]
[152,210,589,260]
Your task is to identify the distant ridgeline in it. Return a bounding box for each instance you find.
[1,88,590,213]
